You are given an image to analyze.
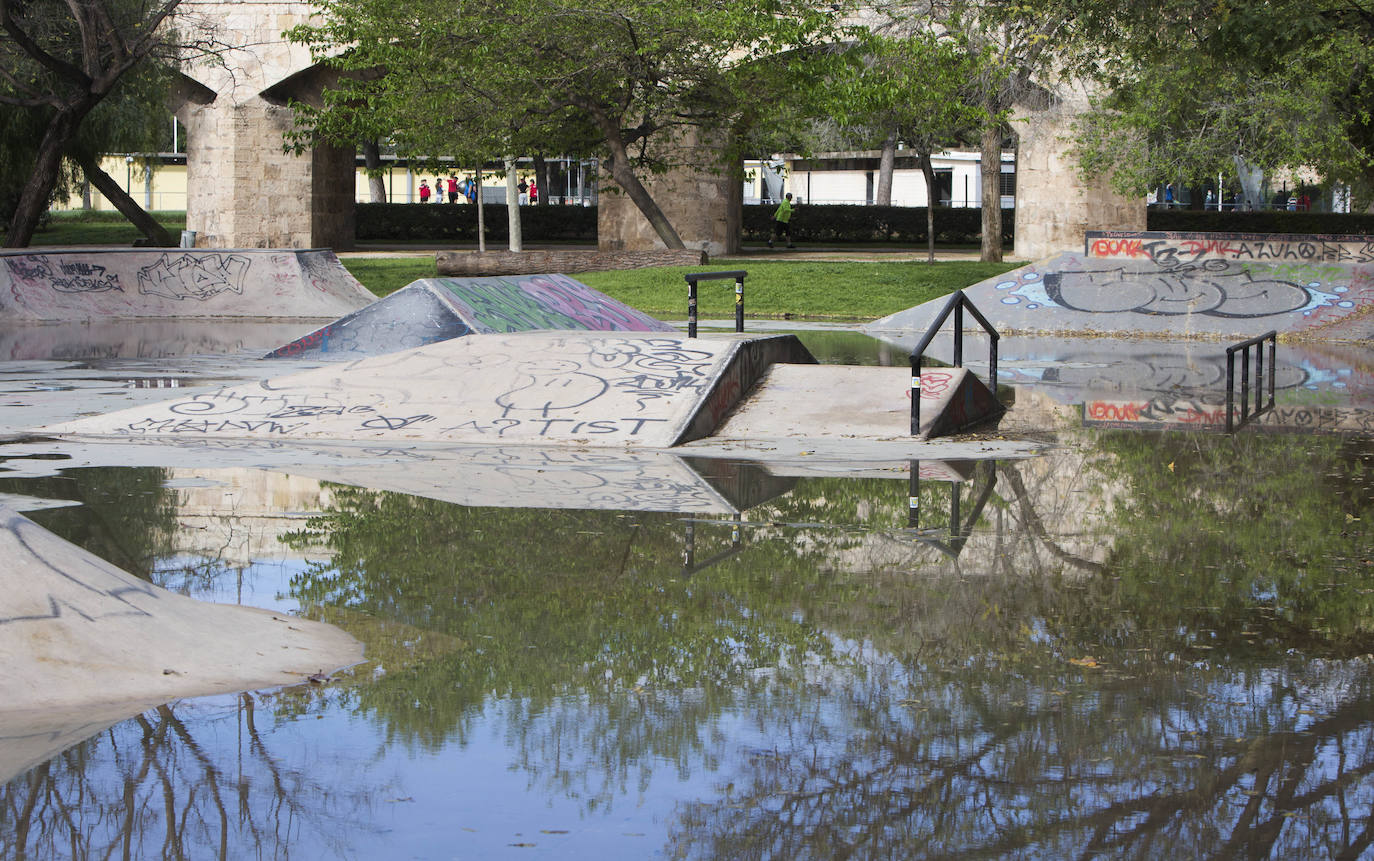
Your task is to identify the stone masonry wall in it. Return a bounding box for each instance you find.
[598,128,741,257]
[1013,85,1145,260]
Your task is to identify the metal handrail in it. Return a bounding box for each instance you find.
[685,270,746,337]
[1225,331,1276,433]
[909,290,1000,435]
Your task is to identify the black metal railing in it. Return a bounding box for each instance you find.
[685,270,746,337]
[909,290,1000,436]
[1225,331,1277,433]
[907,459,998,558]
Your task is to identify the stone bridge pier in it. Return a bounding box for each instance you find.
[171,3,1140,257]
[174,2,353,250]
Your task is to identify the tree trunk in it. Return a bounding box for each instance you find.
[6,107,91,248]
[505,157,523,252]
[979,121,1003,263]
[587,105,686,249]
[919,150,937,264]
[73,153,174,247]
[362,141,387,203]
[876,130,897,206]
[533,153,549,206]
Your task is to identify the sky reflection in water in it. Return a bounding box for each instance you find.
[1,425,1372,859]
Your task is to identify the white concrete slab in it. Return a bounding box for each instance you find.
[43,332,811,448]
[0,505,361,717]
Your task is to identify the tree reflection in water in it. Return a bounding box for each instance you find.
[0,430,1370,857]
[1,693,381,859]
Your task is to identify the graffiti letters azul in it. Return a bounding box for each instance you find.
[1088,231,1374,265]
[5,256,122,294]
[137,253,250,301]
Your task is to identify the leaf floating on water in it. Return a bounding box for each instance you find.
[1068,657,1099,668]
[1167,461,1175,472]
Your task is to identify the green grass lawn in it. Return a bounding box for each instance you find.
[28,213,1020,321]
[34,211,186,247]
[578,261,1021,321]
[338,258,1020,321]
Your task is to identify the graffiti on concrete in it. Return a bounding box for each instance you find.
[80,335,733,446]
[1088,231,1374,265]
[5,256,122,295]
[993,262,1354,321]
[265,286,474,358]
[1084,396,1229,428]
[441,274,675,333]
[0,508,157,627]
[137,253,251,302]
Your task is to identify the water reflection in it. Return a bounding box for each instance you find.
[1,430,1372,857]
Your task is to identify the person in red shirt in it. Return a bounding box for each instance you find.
[447,175,459,203]
[418,179,431,203]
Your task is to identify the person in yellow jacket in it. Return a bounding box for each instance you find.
[767,192,795,248]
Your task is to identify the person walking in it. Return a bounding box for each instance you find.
[418,179,431,204]
[768,192,795,248]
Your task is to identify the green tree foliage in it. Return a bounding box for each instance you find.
[823,31,985,261]
[288,0,843,249]
[0,0,195,246]
[1040,0,1374,204]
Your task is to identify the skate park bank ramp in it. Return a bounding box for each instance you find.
[866,231,1374,341]
[0,248,375,321]
[265,273,675,359]
[0,504,361,758]
[46,332,818,448]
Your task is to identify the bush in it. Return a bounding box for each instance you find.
[1146,209,1374,235]
[744,204,1014,245]
[356,202,597,242]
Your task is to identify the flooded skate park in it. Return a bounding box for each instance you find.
[2,234,1373,858]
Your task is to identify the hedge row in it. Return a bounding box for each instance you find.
[355,202,598,242]
[354,201,1374,244]
[1145,209,1374,236]
[742,204,1015,245]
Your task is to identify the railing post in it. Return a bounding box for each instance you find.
[1225,349,1236,433]
[1240,346,1251,422]
[908,460,919,528]
[910,353,922,436]
[734,274,744,333]
[1267,334,1276,409]
[686,277,699,338]
[988,333,999,402]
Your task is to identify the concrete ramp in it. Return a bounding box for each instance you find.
[266,274,675,358]
[0,505,360,719]
[867,231,1374,341]
[46,332,816,448]
[712,364,1002,441]
[0,248,375,321]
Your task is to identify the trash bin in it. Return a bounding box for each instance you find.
[180,230,197,248]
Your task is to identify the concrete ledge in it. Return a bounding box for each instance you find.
[0,505,362,719]
[0,248,375,321]
[436,248,707,276]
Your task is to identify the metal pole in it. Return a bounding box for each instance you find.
[1225,350,1235,433]
[988,336,999,401]
[687,278,698,338]
[1240,346,1251,422]
[908,460,919,528]
[734,275,744,333]
[910,353,921,436]
[1267,335,1276,408]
